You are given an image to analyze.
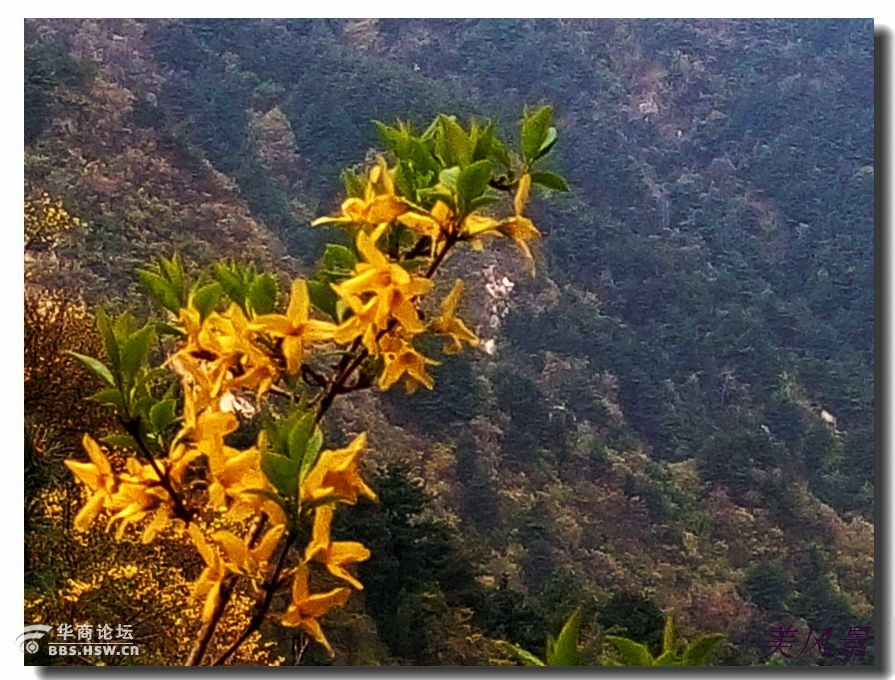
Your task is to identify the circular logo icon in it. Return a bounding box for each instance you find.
[17,624,53,653]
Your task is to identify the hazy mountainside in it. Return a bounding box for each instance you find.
[25,19,874,665]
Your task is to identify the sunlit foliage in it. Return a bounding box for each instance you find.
[57,109,566,664]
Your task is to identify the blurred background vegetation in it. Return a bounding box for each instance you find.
[24,19,873,665]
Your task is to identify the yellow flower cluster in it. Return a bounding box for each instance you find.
[65,434,175,543]
[311,158,527,392]
[399,171,540,269]
[184,431,375,653]
[24,191,87,248]
[313,157,539,268]
[62,132,551,661]
[282,433,375,653]
[65,278,379,656]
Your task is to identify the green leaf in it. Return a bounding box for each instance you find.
[681,634,725,666]
[322,244,358,275]
[495,641,545,667]
[300,428,324,481]
[90,387,126,413]
[438,166,460,191]
[472,121,494,161]
[138,270,182,313]
[546,609,581,666]
[606,636,654,667]
[534,127,558,160]
[653,650,679,666]
[435,115,472,167]
[214,263,248,307]
[418,187,456,211]
[335,299,351,323]
[67,352,115,387]
[531,170,570,192]
[522,105,554,164]
[247,273,278,315]
[149,399,178,432]
[191,282,223,319]
[286,413,316,463]
[489,136,511,168]
[263,420,289,456]
[341,168,366,199]
[95,308,119,371]
[120,325,156,387]
[662,614,676,655]
[409,138,438,176]
[394,160,417,201]
[456,159,493,214]
[420,115,440,141]
[112,310,134,344]
[470,195,501,210]
[373,120,403,153]
[153,321,186,338]
[158,253,185,293]
[261,451,299,498]
[307,280,338,319]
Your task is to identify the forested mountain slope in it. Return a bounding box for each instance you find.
[25,19,874,666]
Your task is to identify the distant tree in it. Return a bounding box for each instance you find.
[597,592,666,652]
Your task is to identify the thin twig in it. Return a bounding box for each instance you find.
[314,234,457,424]
[211,530,297,666]
[185,515,267,665]
[122,418,192,523]
[202,233,460,663]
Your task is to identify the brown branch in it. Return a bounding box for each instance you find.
[184,575,238,666]
[403,236,432,260]
[314,345,369,425]
[424,235,456,278]
[314,234,457,425]
[211,530,297,666]
[185,515,267,665]
[202,233,460,663]
[300,364,329,388]
[122,418,192,523]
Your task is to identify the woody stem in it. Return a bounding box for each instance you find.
[122,418,192,523]
[211,530,297,666]
[314,234,457,425]
[185,515,267,665]
[204,233,458,663]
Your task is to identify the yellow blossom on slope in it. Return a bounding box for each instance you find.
[398,200,502,256]
[496,173,540,273]
[183,398,239,452]
[311,157,410,232]
[188,524,229,622]
[378,333,439,393]
[251,280,337,375]
[211,524,285,580]
[300,432,377,505]
[304,505,370,589]
[170,304,278,401]
[64,434,118,532]
[397,200,456,256]
[105,458,173,542]
[408,173,539,271]
[281,563,351,656]
[333,230,432,341]
[332,293,381,355]
[429,279,479,354]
